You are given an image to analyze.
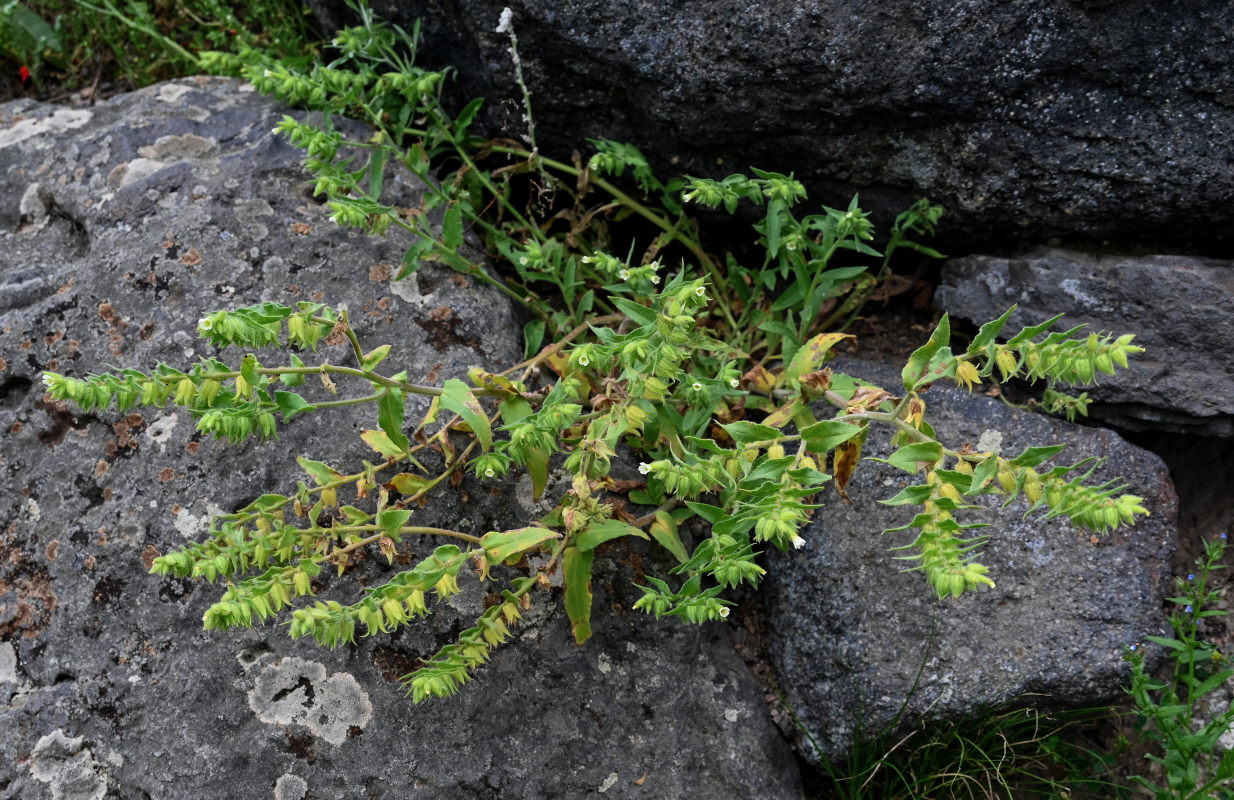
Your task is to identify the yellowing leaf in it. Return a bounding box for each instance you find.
[481,527,559,563]
[360,429,405,459]
[784,332,853,387]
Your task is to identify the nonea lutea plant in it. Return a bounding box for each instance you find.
[40,2,1152,703]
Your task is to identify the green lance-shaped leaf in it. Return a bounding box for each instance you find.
[275,390,311,421]
[721,421,783,444]
[563,545,594,645]
[481,526,560,564]
[902,313,951,391]
[575,519,649,553]
[649,510,689,564]
[377,508,412,537]
[361,344,392,372]
[440,378,491,451]
[377,388,411,452]
[884,441,944,473]
[443,203,463,251]
[799,419,864,453]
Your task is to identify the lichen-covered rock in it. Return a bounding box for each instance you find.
[0,79,800,799]
[764,358,1176,762]
[315,0,1234,252]
[936,248,1234,437]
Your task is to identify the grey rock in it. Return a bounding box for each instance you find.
[318,0,1234,252]
[0,79,799,799]
[936,248,1234,437]
[764,358,1176,762]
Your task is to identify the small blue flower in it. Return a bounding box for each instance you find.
[1130,643,1138,651]
[1186,605,1193,614]
[1221,532,1228,540]
[1188,573,1195,581]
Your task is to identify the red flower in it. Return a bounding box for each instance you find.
[19,65,29,83]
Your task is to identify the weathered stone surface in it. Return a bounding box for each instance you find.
[935,248,1234,437]
[764,358,1176,762]
[0,79,800,799]
[319,0,1234,252]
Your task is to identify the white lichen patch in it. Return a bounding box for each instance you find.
[20,497,40,521]
[145,414,178,447]
[976,428,1004,454]
[137,133,218,161]
[273,773,308,800]
[597,773,620,793]
[724,708,740,723]
[0,640,17,683]
[248,657,373,745]
[29,730,107,800]
[0,108,92,149]
[173,507,203,539]
[154,83,193,104]
[106,158,167,190]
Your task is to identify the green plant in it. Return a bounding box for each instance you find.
[41,4,1151,705]
[1125,532,1234,799]
[2,0,318,89]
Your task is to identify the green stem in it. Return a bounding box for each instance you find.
[311,525,482,565]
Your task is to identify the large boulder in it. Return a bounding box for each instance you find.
[764,358,1176,762]
[0,79,800,799]
[314,0,1234,252]
[935,248,1234,438]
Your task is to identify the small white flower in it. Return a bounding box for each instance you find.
[638,462,652,475]
[693,286,707,298]
[791,534,806,550]
[41,374,54,387]
[619,269,630,280]
[198,317,213,331]
[785,240,797,251]
[578,354,590,367]
[496,7,514,33]
[718,606,730,618]
[484,468,496,478]
[581,255,595,264]
[691,381,704,392]
[729,378,740,389]
[650,274,661,284]
[682,191,695,203]
[263,69,274,78]
[519,256,529,265]
[271,127,281,136]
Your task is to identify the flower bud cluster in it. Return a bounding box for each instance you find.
[639,456,731,500]
[406,593,526,703]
